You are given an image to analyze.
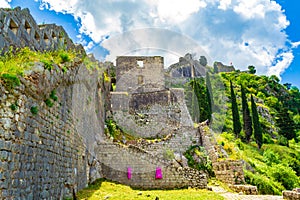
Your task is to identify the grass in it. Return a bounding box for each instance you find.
[77,179,224,200]
[0,47,77,78]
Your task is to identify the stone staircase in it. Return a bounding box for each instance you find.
[95,142,207,189]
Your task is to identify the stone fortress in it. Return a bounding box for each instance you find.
[0,6,280,200]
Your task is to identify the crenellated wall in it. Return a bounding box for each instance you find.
[0,7,85,54]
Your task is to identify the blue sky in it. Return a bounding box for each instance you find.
[1,0,299,88]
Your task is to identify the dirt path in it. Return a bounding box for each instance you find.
[211,186,283,200]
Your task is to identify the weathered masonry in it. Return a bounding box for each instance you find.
[111,56,193,138]
[0,7,103,199]
[106,55,208,189]
[0,7,84,54]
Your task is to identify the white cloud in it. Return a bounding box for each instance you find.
[102,28,211,66]
[267,51,294,79]
[218,0,231,10]
[149,0,207,23]
[0,0,11,8]
[233,0,266,19]
[292,41,300,48]
[37,0,293,79]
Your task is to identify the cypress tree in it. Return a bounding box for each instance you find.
[251,95,263,149]
[276,107,296,147]
[241,84,252,142]
[189,78,210,123]
[206,85,212,123]
[206,72,214,109]
[230,80,241,137]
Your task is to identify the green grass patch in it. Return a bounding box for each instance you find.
[0,47,77,78]
[77,179,224,200]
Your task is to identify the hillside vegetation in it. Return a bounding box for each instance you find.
[206,68,300,194]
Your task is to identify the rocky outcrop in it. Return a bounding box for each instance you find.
[166,53,206,79]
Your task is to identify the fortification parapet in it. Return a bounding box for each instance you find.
[0,7,85,54]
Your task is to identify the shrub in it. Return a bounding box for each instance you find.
[50,90,58,101]
[277,135,288,146]
[262,133,274,144]
[59,52,70,63]
[41,59,53,71]
[163,148,175,160]
[270,164,299,190]
[1,73,20,90]
[10,103,18,111]
[184,145,214,177]
[263,149,279,166]
[30,106,38,115]
[244,170,283,195]
[45,98,54,107]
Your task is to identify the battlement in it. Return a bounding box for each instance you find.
[0,7,85,54]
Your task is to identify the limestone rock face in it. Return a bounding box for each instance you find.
[167,53,206,79]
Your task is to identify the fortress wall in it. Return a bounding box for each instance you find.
[0,61,104,199]
[0,7,85,54]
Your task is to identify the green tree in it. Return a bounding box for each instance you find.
[206,72,214,110]
[206,85,212,123]
[230,81,241,137]
[188,78,210,123]
[251,95,263,149]
[241,84,252,142]
[248,65,256,74]
[276,107,296,146]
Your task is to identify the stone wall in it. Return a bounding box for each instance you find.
[199,124,245,185]
[96,143,207,189]
[228,185,258,195]
[0,60,104,199]
[0,7,85,54]
[212,160,245,185]
[115,56,165,93]
[213,62,235,73]
[136,126,200,161]
[283,188,300,200]
[129,89,177,111]
[111,88,193,138]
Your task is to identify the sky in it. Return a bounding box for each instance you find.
[1,0,299,88]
